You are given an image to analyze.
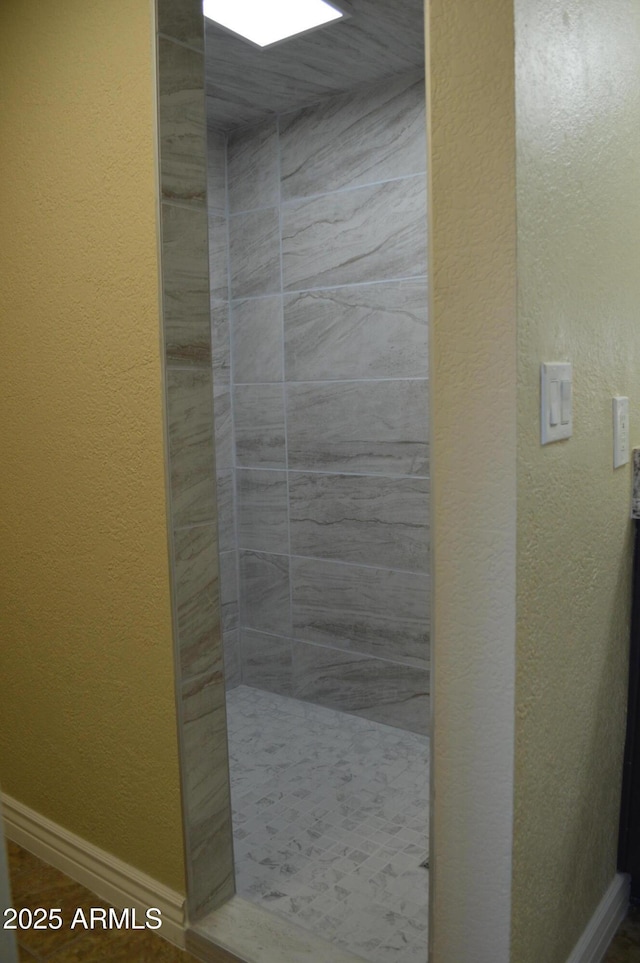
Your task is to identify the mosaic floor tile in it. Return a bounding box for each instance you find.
[225,685,430,962]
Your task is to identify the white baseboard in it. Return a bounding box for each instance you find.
[1,793,186,949]
[566,872,630,963]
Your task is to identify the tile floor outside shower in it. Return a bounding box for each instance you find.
[225,685,430,963]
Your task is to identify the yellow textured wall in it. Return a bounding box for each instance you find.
[427,0,517,958]
[513,0,640,959]
[0,0,186,893]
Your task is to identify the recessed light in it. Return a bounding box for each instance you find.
[203,0,348,49]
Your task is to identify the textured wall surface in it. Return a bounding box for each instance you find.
[426,0,517,959]
[513,1,640,960]
[211,75,430,733]
[0,0,185,893]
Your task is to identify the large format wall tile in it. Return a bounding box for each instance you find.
[227,120,279,213]
[284,279,428,382]
[232,296,283,384]
[215,469,235,554]
[212,383,233,469]
[209,73,432,735]
[280,72,426,200]
[220,549,239,633]
[287,380,429,475]
[157,0,204,50]
[158,38,206,206]
[222,628,241,690]
[239,551,291,636]
[181,672,234,914]
[229,209,281,298]
[281,177,427,291]
[206,126,226,214]
[241,629,292,695]
[291,642,429,735]
[291,556,429,668]
[157,0,233,924]
[161,203,211,365]
[167,369,217,526]
[211,301,231,385]
[208,213,228,301]
[173,525,221,682]
[234,384,286,468]
[237,469,289,554]
[289,472,429,572]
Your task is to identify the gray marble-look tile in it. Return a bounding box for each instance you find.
[207,126,227,214]
[289,472,429,573]
[223,685,429,957]
[204,0,425,131]
[161,203,211,365]
[291,556,429,668]
[167,368,217,526]
[157,0,204,50]
[188,804,235,918]
[215,469,236,554]
[229,208,281,298]
[228,120,279,213]
[181,671,234,915]
[235,384,286,468]
[240,551,291,636]
[158,38,206,206]
[209,213,228,301]
[287,380,429,475]
[232,296,284,384]
[211,300,231,385]
[284,279,428,382]
[173,524,221,681]
[280,72,426,200]
[222,628,241,690]
[237,469,289,554]
[291,643,429,735]
[281,177,427,291]
[213,382,233,469]
[220,549,239,633]
[241,629,293,695]
[632,448,640,519]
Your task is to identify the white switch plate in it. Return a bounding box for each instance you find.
[613,396,630,468]
[541,362,572,444]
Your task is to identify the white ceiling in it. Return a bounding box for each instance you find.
[205,0,425,130]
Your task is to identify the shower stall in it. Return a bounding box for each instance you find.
[200,4,431,960]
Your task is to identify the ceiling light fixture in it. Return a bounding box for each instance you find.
[203,0,348,49]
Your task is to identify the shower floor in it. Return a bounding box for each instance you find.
[225,685,429,963]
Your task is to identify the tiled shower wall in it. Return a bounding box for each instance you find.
[156,0,234,920]
[209,71,430,735]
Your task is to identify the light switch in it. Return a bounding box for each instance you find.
[560,380,571,425]
[549,381,560,426]
[613,396,630,468]
[541,362,572,444]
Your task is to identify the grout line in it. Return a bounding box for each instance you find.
[174,519,218,533]
[237,548,430,579]
[233,466,430,482]
[234,377,429,386]
[227,171,427,217]
[223,129,244,683]
[276,114,295,650]
[157,31,203,56]
[166,363,214,373]
[160,196,207,213]
[228,274,429,302]
[237,630,429,672]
